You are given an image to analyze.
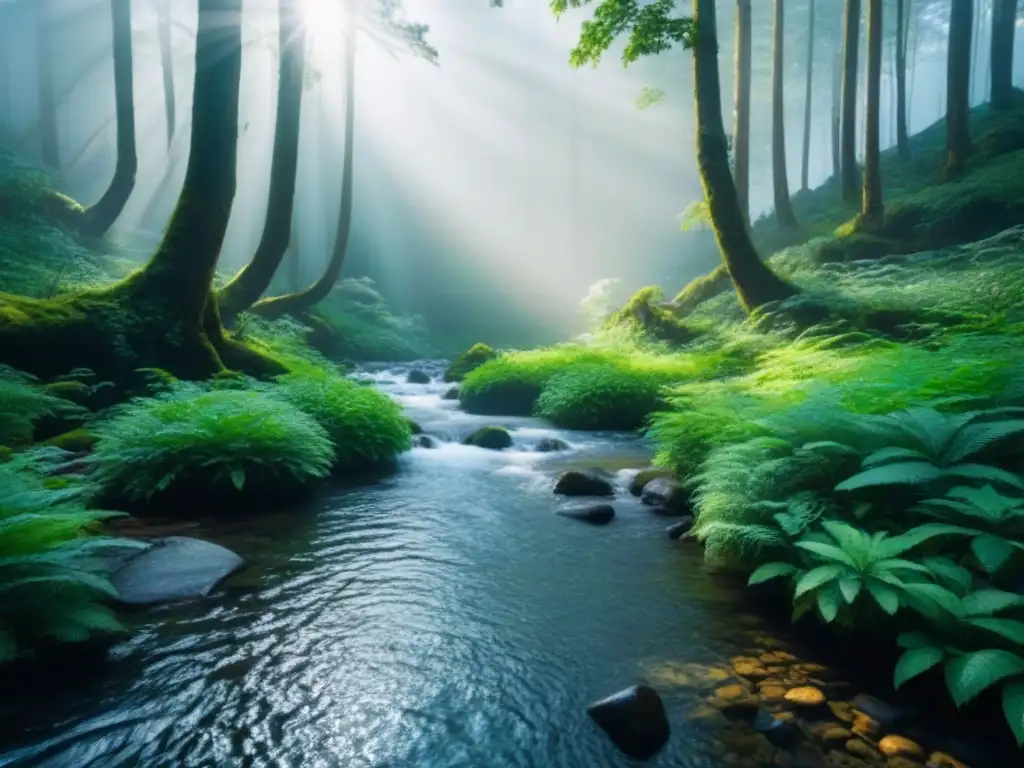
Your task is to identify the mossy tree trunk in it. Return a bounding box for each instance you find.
[991,0,1018,109]
[946,0,974,178]
[800,0,815,192]
[83,0,137,238]
[35,0,61,173]
[896,0,911,159]
[733,0,752,222]
[157,0,176,146]
[216,0,307,323]
[253,5,357,320]
[862,0,884,223]
[692,0,798,312]
[840,0,861,202]
[771,0,798,229]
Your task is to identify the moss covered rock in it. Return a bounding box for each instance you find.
[42,428,97,453]
[0,446,12,463]
[444,343,497,382]
[463,426,513,451]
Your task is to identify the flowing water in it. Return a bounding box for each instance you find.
[0,365,994,767]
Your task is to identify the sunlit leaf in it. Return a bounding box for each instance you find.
[794,564,845,598]
[748,562,797,585]
[944,650,1024,708]
[894,646,945,689]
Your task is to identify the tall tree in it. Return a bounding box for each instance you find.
[216,0,307,322]
[862,0,884,222]
[840,0,861,201]
[991,0,1018,109]
[895,0,911,158]
[83,0,138,238]
[157,0,176,146]
[831,29,842,178]
[772,0,798,228]
[35,0,60,172]
[947,0,974,178]
[734,0,752,221]
[800,0,815,191]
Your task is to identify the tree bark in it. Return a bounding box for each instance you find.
[840,0,861,202]
[947,0,974,178]
[772,0,798,228]
[35,0,61,172]
[83,0,138,238]
[863,0,884,222]
[831,30,842,178]
[216,0,307,322]
[991,0,1018,109]
[970,0,983,104]
[908,5,919,130]
[157,0,176,146]
[800,0,815,191]
[691,0,798,312]
[253,4,357,319]
[733,0,752,222]
[896,0,910,158]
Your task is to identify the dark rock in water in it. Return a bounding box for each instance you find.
[557,504,615,525]
[629,468,674,496]
[640,477,690,514]
[535,437,570,453]
[442,386,460,401]
[666,517,694,539]
[850,693,909,728]
[406,418,423,435]
[754,708,802,749]
[111,537,245,606]
[413,435,437,449]
[463,426,513,450]
[554,470,614,497]
[586,684,670,760]
[406,369,431,384]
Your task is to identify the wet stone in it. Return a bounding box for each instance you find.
[879,735,924,760]
[734,661,771,680]
[784,687,826,709]
[817,726,854,748]
[889,758,923,768]
[586,684,670,760]
[759,685,788,703]
[828,701,856,724]
[926,752,970,768]
[852,713,882,739]
[846,739,883,761]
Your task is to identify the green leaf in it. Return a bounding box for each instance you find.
[748,562,797,586]
[817,587,841,623]
[962,589,1024,617]
[838,575,862,604]
[836,462,945,492]
[922,557,974,595]
[1004,681,1024,746]
[862,447,929,468]
[866,579,901,615]
[793,540,857,567]
[944,650,1024,707]
[947,420,1024,464]
[230,468,246,492]
[872,523,971,558]
[900,582,963,617]
[968,619,1024,645]
[971,535,1016,575]
[794,564,845,599]
[946,463,1024,490]
[894,646,945,689]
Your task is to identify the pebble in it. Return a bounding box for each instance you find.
[759,684,788,702]
[926,752,970,768]
[828,702,856,724]
[817,726,854,747]
[735,662,771,679]
[889,758,923,768]
[784,686,827,708]
[879,735,924,760]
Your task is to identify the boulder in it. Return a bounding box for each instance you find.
[666,517,694,540]
[586,684,670,760]
[557,504,615,525]
[554,470,615,497]
[442,386,460,401]
[535,437,570,453]
[640,477,690,514]
[413,435,437,449]
[443,343,497,382]
[879,736,924,760]
[463,426,513,450]
[406,369,431,384]
[629,468,674,496]
[111,537,245,606]
[406,418,423,435]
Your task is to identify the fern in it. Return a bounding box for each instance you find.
[0,366,84,446]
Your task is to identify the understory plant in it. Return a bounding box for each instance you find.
[0,365,85,446]
[534,364,666,430]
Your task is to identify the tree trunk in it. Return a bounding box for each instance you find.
[253,4,357,319]
[896,0,910,157]
[691,0,798,312]
[863,0,884,222]
[83,0,137,238]
[800,0,815,191]
[947,0,974,178]
[216,0,307,323]
[733,0,752,222]
[832,31,842,178]
[157,0,176,146]
[908,1,919,132]
[772,0,799,228]
[35,0,61,172]
[840,0,861,202]
[991,0,1018,109]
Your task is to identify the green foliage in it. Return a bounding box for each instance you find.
[272,368,411,472]
[535,364,665,430]
[603,286,698,344]
[0,451,144,662]
[444,343,497,382]
[0,365,85,446]
[551,0,694,67]
[86,381,334,506]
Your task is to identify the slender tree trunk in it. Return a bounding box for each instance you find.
[896,0,910,157]
[734,0,752,222]
[832,33,842,179]
[253,0,358,318]
[991,0,1018,109]
[840,0,861,201]
[772,0,799,227]
[216,0,307,322]
[863,0,884,222]
[908,2,919,132]
[801,0,815,191]
[84,0,137,238]
[157,0,176,146]
[947,0,974,178]
[690,0,798,311]
[970,0,982,103]
[35,0,61,172]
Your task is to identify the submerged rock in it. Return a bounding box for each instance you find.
[406,369,431,384]
[586,684,670,760]
[413,435,437,449]
[879,735,924,760]
[666,517,694,539]
[406,418,423,435]
[628,468,674,496]
[557,504,615,525]
[463,426,513,450]
[850,693,908,728]
[111,537,245,606]
[784,687,826,709]
[554,470,614,497]
[535,437,570,453]
[640,477,690,514]
[442,386,460,401]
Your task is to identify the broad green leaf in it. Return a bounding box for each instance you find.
[922,557,974,595]
[947,420,1024,464]
[971,535,1016,575]
[862,447,929,468]
[836,462,945,492]
[946,463,1024,490]
[968,619,1024,645]
[1004,681,1024,746]
[817,585,841,623]
[900,582,963,617]
[794,565,845,598]
[944,650,1024,707]
[894,646,945,689]
[793,540,857,567]
[748,562,797,585]
[962,589,1024,617]
[866,579,901,615]
[230,468,246,492]
[872,523,972,558]
[838,576,862,604]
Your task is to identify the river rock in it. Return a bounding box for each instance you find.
[667,517,694,540]
[557,504,615,525]
[535,437,570,453]
[586,684,670,760]
[553,470,614,497]
[640,477,690,514]
[442,386,460,401]
[785,687,826,709]
[926,752,970,768]
[879,735,924,760]
[628,468,674,496]
[406,418,423,435]
[463,426,513,450]
[846,739,883,761]
[406,369,431,384]
[413,435,437,449]
[850,693,908,728]
[816,725,853,748]
[111,537,245,606]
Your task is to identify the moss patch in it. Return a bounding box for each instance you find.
[444,343,497,382]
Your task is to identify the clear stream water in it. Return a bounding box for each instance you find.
[0,365,997,767]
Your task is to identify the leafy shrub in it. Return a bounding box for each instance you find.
[444,343,497,382]
[0,366,84,446]
[87,382,335,506]
[272,368,411,472]
[0,451,144,662]
[535,364,665,430]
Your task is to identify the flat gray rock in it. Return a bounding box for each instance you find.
[111,536,245,606]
